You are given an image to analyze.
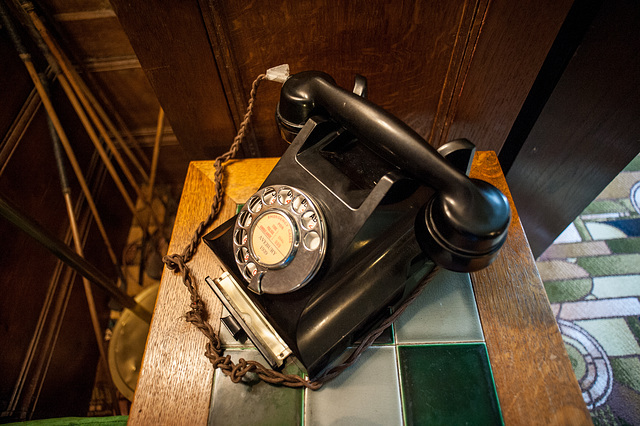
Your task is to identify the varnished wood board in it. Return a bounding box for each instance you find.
[128,158,277,425]
[469,151,590,425]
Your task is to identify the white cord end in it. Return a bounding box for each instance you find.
[266,64,290,84]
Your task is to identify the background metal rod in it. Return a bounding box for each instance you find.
[148,107,164,200]
[0,0,127,282]
[0,194,152,324]
[13,0,151,183]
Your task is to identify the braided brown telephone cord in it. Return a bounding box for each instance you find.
[161,73,440,389]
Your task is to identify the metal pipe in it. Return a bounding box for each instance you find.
[48,113,116,406]
[13,1,162,231]
[0,1,124,279]
[0,194,152,324]
[14,0,151,184]
[148,107,164,200]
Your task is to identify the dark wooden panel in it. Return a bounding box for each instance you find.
[0,107,92,419]
[0,33,130,417]
[141,143,190,185]
[506,0,640,256]
[109,0,237,160]
[203,0,476,157]
[49,16,136,60]
[44,0,112,14]
[446,0,574,152]
[31,171,129,420]
[89,68,162,131]
[29,274,105,420]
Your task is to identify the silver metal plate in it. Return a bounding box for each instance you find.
[206,274,292,368]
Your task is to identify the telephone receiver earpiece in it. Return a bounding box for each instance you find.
[276,71,511,272]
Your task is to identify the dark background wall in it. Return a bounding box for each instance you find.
[1,0,639,419]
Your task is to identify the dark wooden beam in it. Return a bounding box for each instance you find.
[506,0,640,256]
[109,0,237,159]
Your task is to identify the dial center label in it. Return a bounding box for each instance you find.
[251,212,294,266]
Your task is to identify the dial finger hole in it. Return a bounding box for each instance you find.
[301,210,318,230]
[238,210,252,227]
[243,262,258,281]
[248,196,263,213]
[234,229,248,245]
[236,246,250,264]
[303,231,321,251]
[278,187,293,205]
[292,195,308,214]
[262,188,277,205]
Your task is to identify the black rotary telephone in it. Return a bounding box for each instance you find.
[203,71,511,380]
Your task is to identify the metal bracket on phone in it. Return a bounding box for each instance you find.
[206,274,292,368]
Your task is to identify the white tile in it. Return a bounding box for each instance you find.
[305,346,402,426]
[585,222,627,240]
[558,297,640,321]
[592,275,640,299]
[553,223,583,244]
[394,270,483,343]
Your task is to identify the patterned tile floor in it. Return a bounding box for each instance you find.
[536,154,640,425]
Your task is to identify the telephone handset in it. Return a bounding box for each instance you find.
[204,71,510,379]
[276,71,510,273]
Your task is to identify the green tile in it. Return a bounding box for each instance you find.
[592,275,640,299]
[543,278,592,303]
[625,316,640,345]
[623,154,640,172]
[208,349,303,426]
[397,344,502,425]
[577,254,640,276]
[611,357,640,393]
[582,200,634,216]
[607,237,640,254]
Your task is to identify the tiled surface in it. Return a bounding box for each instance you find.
[209,349,304,426]
[394,270,484,343]
[208,269,501,425]
[398,344,502,425]
[537,154,640,424]
[305,346,403,426]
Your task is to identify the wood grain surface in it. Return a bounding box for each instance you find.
[446,0,574,152]
[109,0,237,159]
[128,158,277,425]
[470,151,590,425]
[207,0,474,157]
[130,154,588,424]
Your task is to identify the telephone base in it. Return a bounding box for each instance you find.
[203,215,436,380]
